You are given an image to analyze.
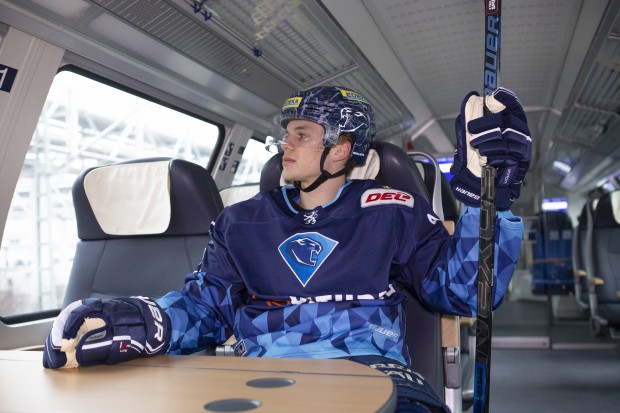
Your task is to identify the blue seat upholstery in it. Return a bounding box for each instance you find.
[63,158,224,307]
[259,141,447,400]
[530,211,574,295]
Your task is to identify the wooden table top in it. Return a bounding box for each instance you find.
[0,350,396,413]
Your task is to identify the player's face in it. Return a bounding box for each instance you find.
[281,120,325,185]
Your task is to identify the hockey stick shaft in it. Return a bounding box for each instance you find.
[474,166,496,413]
[474,2,501,413]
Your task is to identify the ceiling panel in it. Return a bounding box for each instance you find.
[91,0,291,104]
[364,0,583,116]
[194,0,358,85]
[82,0,417,141]
[557,38,620,150]
[7,0,620,206]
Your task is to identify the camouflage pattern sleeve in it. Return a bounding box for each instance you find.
[405,203,523,316]
[156,219,244,354]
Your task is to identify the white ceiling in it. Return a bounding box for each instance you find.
[323,0,618,211]
[2,0,620,213]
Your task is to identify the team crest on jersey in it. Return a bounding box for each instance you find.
[278,232,338,287]
[303,210,319,225]
[360,188,414,208]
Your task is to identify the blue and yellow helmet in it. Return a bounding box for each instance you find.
[277,85,376,165]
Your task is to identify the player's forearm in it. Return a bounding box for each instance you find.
[448,206,523,314]
[157,272,234,354]
[416,206,523,316]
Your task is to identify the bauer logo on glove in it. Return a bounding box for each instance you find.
[450,87,531,211]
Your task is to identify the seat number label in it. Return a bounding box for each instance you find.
[0,64,18,93]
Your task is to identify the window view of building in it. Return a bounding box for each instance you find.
[0,70,220,316]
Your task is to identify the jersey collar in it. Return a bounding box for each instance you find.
[281,179,353,214]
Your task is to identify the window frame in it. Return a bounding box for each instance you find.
[0,65,225,322]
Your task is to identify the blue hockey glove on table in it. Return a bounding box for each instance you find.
[43,296,170,369]
[450,87,531,210]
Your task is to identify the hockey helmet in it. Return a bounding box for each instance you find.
[275,85,376,165]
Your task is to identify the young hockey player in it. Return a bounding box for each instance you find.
[43,85,531,412]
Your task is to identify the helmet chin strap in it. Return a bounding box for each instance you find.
[294,147,352,193]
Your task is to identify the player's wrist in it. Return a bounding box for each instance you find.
[120,296,171,356]
[450,168,481,207]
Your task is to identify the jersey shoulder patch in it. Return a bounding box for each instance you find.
[360,187,414,208]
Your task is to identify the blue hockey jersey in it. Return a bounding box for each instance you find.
[157,179,523,366]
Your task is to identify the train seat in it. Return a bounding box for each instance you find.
[589,190,620,336]
[62,158,224,307]
[573,202,593,311]
[259,141,451,404]
[530,211,574,295]
[409,153,460,226]
[409,152,476,409]
[407,151,476,410]
[219,183,261,207]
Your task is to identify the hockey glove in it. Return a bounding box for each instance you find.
[450,87,531,210]
[43,296,170,369]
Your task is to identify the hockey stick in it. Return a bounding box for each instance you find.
[473,1,501,413]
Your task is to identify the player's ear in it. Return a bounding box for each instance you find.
[332,134,352,162]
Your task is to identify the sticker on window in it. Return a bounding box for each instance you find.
[0,64,18,93]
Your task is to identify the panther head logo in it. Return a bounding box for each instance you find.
[285,237,323,267]
[278,232,338,287]
[338,107,368,135]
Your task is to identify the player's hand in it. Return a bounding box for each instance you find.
[450,87,531,210]
[43,296,170,369]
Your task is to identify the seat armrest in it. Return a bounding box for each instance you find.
[441,315,460,348]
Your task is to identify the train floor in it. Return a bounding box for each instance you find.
[484,347,620,412]
[464,269,620,412]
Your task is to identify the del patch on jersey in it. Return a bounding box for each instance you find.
[278,232,338,287]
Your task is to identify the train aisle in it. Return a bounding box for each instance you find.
[464,269,620,412]
[486,348,620,412]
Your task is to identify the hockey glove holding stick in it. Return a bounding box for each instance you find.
[450,87,531,210]
[43,296,170,369]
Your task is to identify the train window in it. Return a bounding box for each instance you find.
[0,70,220,317]
[232,138,273,185]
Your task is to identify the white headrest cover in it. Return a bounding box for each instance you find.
[280,148,381,185]
[84,161,171,235]
[348,149,380,180]
[612,191,620,225]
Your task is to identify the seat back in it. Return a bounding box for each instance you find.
[63,158,224,306]
[259,141,446,398]
[573,203,592,310]
[220,183,261,207]
[530,211,574,295]
[260,141,428,196]
[409,152,460,223]
[408,152,475,408]
[590,190,620,327]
